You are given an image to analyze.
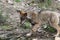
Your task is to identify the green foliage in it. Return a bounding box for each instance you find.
[0,25,12,30]
[0,38,9,40]
[15,0,21,2]
[45,0,52,7]
[43,24,56,33]
[24,21,31,29]
[20,19,31,29]
[0,11,7,25]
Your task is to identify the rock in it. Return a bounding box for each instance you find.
[55,37,60,40]
[26,32,32,37]
[58,0,60,1]
[32,38,38,40]
[6,0,14,5]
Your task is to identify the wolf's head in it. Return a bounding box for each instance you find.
[17,10,27,24]
[17,10,37,25]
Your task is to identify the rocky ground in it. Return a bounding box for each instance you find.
[0,0,60,40]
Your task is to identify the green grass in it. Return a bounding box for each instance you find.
[15,0,21,2]
[0,25,12,30]
[22,20,31,29]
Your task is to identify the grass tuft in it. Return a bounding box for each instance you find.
[15,0,21,2]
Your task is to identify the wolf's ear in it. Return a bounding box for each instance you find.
[16,10,26,15]
[16,10,23,14]
[16,10,27,16]
[20,11,27,16]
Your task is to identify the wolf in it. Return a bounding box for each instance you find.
[17,10,60,37]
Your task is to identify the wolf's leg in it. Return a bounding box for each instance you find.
[49,14,60,37]
[26,23,41,36]
[54,24,60,37]
[50,22,60,37]
[32,23,41,32]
